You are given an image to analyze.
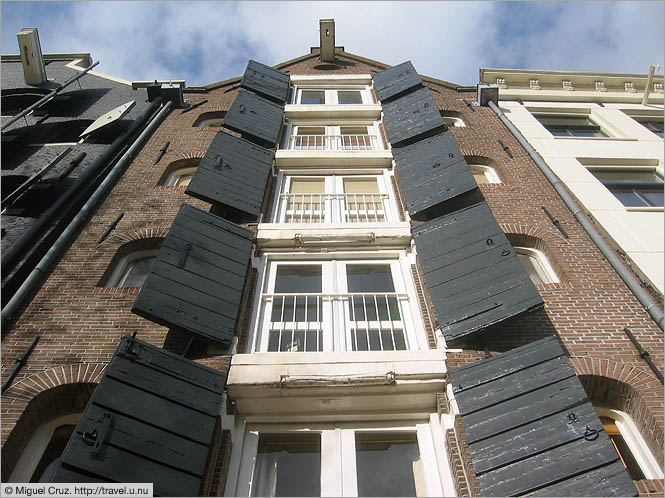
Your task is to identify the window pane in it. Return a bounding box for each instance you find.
[346,265,395,292]
[289,178,325,193]
[516,252,545,285]
[268,330,322,352]
[301,91,325,104]
[296,127,325,135]
[600,417,645,480]
[340,126,369,135]
[251,433,321,497]
[640,190,664,207]
[355,432,420,497]
[611,190,648,207]
[275,266,322,293]
[343,178,379,194]
[119,256,156,287]
[338,91,363,104]
[351,329,406,351]
[469,166,490,185]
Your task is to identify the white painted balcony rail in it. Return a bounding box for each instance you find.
[260,292,410,352]
[288,134,379,151]
[277,193,389,223]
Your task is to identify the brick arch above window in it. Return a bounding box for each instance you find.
[576,368,664,470]
[1,373,101,480]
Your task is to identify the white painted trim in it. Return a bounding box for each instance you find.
[595,406,664,479]
[64,58,133,86]
[9,413,80,482]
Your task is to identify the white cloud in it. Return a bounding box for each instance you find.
[1,1,662,87]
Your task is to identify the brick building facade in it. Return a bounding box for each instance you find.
[2,23,663,496]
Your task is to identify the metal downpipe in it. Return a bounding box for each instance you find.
[487,99,664,331]
[1,100,173,327]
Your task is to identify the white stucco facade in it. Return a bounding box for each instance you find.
[481,68,664,294]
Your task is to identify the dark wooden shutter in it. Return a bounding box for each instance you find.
[372,61,422,103]
[223,90,284,146]
[448,336,637,497]
[132,204,253,345]
[392,131,476,218]
[185,132,274,220]
[412,201,543,344]
[381,87,445,147]
[50,335,227,497]
[240,60,290,104]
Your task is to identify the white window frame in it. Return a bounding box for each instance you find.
[162,166,198,186]
[250,255,426,353]
[595,406,664,479]
[514,246,559,285]
[227,420,446,497]
[9,413,81,482]
[293,85,374,105]
[441,116,465,128]
[105,249,159,288]
[468,164,501,184]
[284,122,383,151]
[272,172,394,224]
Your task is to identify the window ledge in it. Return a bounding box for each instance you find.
[626,206,664,212]
[552,136,638,142]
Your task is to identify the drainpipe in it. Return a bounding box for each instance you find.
[641,64,659,106]
[1,98,162,273]
[1,100,173,327]
[485,98,664,331]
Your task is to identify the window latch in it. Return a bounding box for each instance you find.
[178,243,192,269]
[583,426,599,441]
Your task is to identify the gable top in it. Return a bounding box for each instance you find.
[201,49,459,92]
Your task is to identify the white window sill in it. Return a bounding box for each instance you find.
[552,136,638,142]
[626,206,664,212]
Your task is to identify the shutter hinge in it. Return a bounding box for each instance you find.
[178,243,192,268]
[82,412,115,459]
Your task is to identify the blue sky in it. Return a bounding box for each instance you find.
[2,1,663,87]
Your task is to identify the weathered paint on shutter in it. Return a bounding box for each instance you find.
[372,61,422,103]
[412,201,543,344]
[223,89,284,145]
[132,204,253,345]
[392,131,477,218]
[381,87,445,147]
[240,60,290,104]
[448,336,637,497]
[185,131,274,220]
[50,335,226,497]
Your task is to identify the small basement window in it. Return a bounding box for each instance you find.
[439,110,465,127]
[514,247,559,285]
[162,166,198,187]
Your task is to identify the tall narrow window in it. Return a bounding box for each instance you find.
[343,178,385,222]
[251,433,321,497]
[355,432,423,497]
[268,265,323,352]
[346,265,406,351]
[601,416,645,480]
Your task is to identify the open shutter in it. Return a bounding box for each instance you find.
[448,336,637,497]
[392,131,477,218]
[50,335,227,496]
[381,87,445,147]
[240,60,290,104]
[372,61,422,103]
[132,204,253,345]
[185,132,274,220]
[412,201,543,344]
[223,90,284,146]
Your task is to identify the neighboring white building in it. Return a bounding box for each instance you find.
[480,68,664,294]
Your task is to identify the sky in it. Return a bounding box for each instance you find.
[1,1,663,87]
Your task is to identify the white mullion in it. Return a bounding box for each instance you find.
[341,429,358,497]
